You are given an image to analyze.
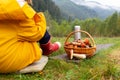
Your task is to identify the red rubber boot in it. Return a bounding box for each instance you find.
[40,41,61,56]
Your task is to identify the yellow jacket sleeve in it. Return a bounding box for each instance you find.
[0,0,46,41]
[18,12,46,41]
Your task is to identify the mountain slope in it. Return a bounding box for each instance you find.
[70,0,117,19]
[52,0,98,20]
[52,0,117,20]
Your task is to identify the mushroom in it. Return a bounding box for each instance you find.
[70,49,86,59]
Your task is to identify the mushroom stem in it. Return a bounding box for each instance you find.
[73,54,86,59]
[70,49,86,59]
[70,49,74,59]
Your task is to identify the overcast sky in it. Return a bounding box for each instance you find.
[86,0,120,7]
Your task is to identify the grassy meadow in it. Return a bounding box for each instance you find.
[0,37,120,80]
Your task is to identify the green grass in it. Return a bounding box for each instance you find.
[0,37,120,80]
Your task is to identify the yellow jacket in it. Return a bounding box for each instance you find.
[0,0,46,73]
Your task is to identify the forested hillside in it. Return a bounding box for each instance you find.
[31,0,120,37]
[32,0,62,22]
[49,12,120,37]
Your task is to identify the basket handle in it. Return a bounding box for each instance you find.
[64,30,96,47]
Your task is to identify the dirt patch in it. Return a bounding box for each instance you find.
[96,44,113,52]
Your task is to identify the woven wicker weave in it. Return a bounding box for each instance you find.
[64,30,96,58]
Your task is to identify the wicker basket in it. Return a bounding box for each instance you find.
[64,30,96,58]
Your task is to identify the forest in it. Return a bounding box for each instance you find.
[32,0,120,37]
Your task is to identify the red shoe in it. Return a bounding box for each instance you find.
[40,41,61,56]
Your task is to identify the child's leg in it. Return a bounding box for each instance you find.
[39,31,61,56]
[39,30,50,44]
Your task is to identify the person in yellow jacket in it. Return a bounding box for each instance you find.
[0,0,61,73]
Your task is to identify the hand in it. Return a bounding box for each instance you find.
[25,0,33,5]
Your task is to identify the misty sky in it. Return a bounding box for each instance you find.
[86,0,120,7]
